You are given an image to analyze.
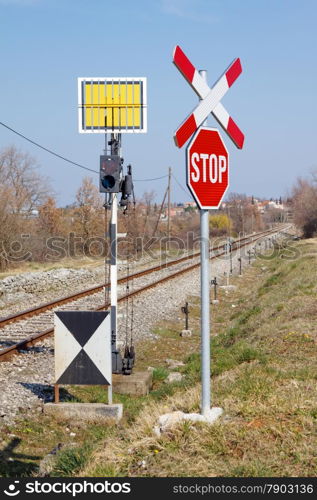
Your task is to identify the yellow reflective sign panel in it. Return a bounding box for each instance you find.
[78,78,147,133]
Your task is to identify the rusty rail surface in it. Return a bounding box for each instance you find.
[0,228,278,329]
[0,226,288,362]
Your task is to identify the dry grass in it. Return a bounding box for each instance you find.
[81,363,317,477]
[80,238,317,477]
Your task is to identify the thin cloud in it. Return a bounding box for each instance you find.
[160,0,219,24]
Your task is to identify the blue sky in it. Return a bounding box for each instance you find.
[0,0,316,206]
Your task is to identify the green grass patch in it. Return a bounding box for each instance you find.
[152,367,169,382]
[232,366,273,402]
[258,272,284,295]
[152,327,179,339]
[216,316,226,323]
[182,338,264,380]
[51,444,92,477]
[220,326,245,347]
[237,306,261,325]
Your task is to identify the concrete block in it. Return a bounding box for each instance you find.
[183,407,223,424]
[154,411,184,435]
[154,407,223,435]
[180,329,192,337]
[112,371,153,396]
[44,403,123,422]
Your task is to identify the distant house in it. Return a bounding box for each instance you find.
[164,206,184,217]
[18,208,39,218]
[257,201,270,214]
[183,201,195,207]
[255,200,285,213]
[267,200,284,210]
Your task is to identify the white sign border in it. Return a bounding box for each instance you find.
[78,77,147,134]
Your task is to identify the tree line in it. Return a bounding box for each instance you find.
[1,145,312,271]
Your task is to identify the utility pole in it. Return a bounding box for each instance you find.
[241,205,245,236]
[167,167,172,250]
[151,187,168,239]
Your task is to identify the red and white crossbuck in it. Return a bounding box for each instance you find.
[173,45,244,149]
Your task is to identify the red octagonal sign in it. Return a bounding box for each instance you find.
[186,127,229,209]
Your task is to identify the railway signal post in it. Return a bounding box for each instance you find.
[173,45,244,419]
[78,77,147,380]
[99,132,124,375]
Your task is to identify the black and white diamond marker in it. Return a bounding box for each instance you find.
[54,311,111,385]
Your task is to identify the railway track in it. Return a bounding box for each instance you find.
[0,225,289,362]
[0,229,274,330]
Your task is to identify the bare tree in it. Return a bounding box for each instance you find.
[292,174,317,237]
[0,146,50,215]
[74,177,104,254]
[225,193,263,235]
[0,145,51,269]
[141,190,156,238]
[38,196,62,236]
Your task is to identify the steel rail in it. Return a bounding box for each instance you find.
[0,226,288,362]
[0,227,280,329]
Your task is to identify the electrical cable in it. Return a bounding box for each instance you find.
[172,173,189,195]
[0,120,170,183]
[134,174,168,182]
[0,121,98,174]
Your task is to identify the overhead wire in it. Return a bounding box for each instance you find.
[172,173,189,195]
[0,121,98,174]
[134,174,168,182]
[0,121,170,183]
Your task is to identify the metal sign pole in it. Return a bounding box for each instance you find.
[200,207,211,415]
[199,70,211,416]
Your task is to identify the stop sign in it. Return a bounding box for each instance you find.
[186,127,229,209]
